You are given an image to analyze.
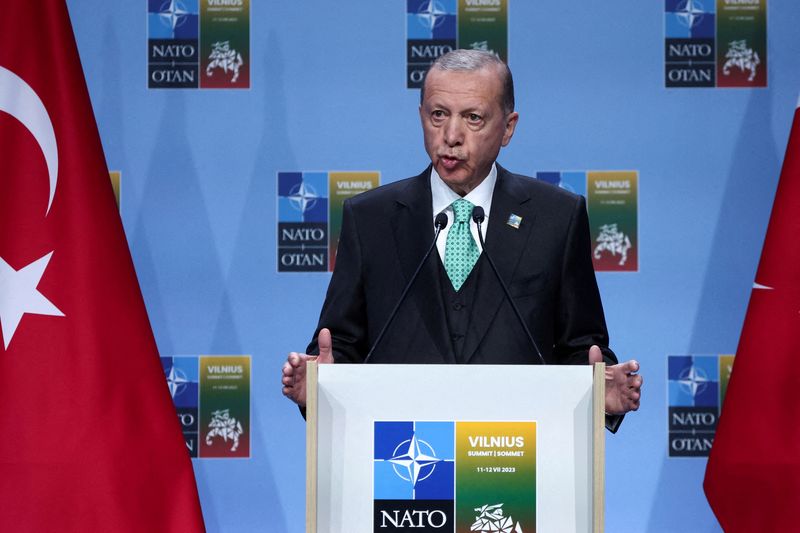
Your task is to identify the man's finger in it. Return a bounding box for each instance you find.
[623,359,640,374]
[318,328,335,364]
[588,345,603,365]
[282,351,312,407]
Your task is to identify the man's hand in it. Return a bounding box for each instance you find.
[281,328,335,407]
[589,345,642,415]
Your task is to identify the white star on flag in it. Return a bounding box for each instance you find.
[0,251,64,349]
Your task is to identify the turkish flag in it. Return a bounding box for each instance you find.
[0,2,205,532]
[704,98,800,530]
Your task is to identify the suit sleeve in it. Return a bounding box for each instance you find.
[306,199,370,363]
[555,195,624,433]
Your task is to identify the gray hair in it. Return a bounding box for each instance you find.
[420,49,515,114]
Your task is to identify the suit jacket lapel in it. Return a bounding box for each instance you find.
[390,168,456,363]
[462,165,538,362]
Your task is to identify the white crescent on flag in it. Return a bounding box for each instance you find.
[0,65,63,350]
[0,65,58,215]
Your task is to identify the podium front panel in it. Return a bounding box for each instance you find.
[313,364,596,532]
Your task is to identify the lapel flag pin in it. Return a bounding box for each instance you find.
[506,213,522,229]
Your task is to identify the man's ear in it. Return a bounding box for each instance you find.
[502,111,520,147]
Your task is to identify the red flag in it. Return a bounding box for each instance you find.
[704,97,800,530]
[0,2,205,531]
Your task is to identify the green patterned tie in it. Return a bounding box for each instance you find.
[444,199,480,291]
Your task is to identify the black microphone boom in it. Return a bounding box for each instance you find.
[472,206,546,365]
[363,212,448,363]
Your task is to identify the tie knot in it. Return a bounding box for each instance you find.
[451,199,474,223]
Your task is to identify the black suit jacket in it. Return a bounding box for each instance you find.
[307,164,622,429]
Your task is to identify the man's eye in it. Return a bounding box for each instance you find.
[432,110,445,118]
[468,113,482,122]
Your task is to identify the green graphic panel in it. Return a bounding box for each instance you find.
[587,171,638,272]
[200,0,250,88]
[199,355,251,457]
[455,421,536,533]
[716,0,767,87]
[328,172,380,271]
[457,0,508,62]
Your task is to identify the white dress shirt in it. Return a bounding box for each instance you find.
[430,163,497,261]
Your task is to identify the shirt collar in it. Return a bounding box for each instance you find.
[430,163,497,220]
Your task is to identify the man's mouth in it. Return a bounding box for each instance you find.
[439,155,463,171]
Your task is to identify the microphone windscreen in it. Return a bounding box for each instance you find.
[472,205,485,223]
[435,212,448,230]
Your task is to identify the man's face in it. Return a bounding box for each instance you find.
[419,66,519,196]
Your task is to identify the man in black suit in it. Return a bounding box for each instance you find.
[282,50,642,427]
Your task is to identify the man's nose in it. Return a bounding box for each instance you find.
[443,117,464,146]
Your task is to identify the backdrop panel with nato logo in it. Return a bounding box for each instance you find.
[147,0,250,89]
[667,354,735,457]
[277,171,379,272]
[405,0,507,89]
[664,0,767,88]
[161,355,251,458]
[148,0,201,88]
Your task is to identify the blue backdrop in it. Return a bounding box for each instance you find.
[66,1,800,531]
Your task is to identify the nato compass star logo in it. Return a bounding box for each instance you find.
[148,0,198,40]
[677,365,709,398]
[676,0,706,28]
[388,434,442,487]
[277,172,328,224]
[416,1,449,32]
[158,0,191,32]
[374,421,454,500]
[165,364,189,398]
[160,356,199,409]
[287,182,318,214]
[668,355,719,407]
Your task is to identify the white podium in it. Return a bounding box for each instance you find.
[306,363,605,533]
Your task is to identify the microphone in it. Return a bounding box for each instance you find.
[363,212,449,363]
[472,206,546,365]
